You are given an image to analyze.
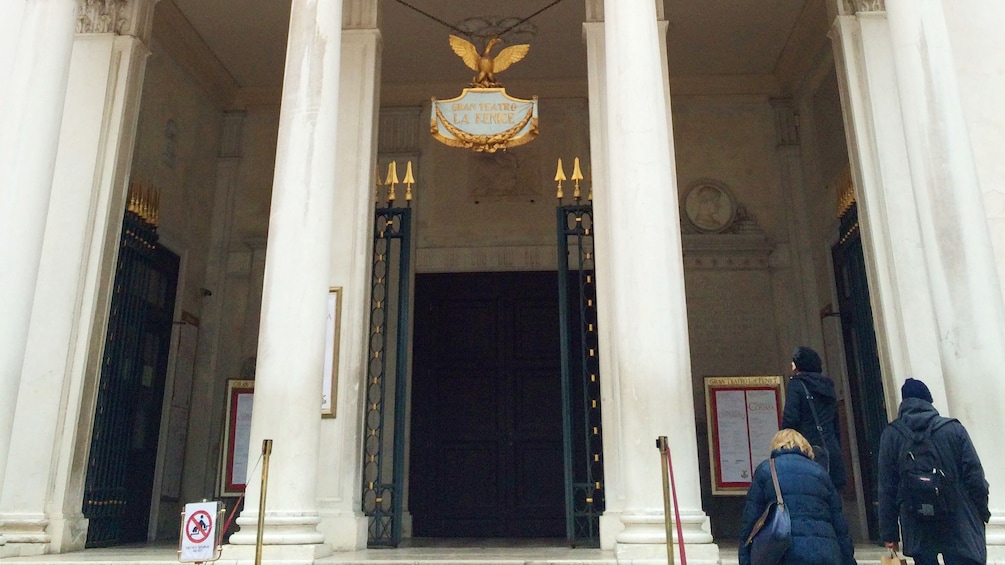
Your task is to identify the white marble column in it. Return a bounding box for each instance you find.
[0,1,77,540]
[225,0,342,560]
[602,1,716,563]
[0,1,25,109]
[885,0,1005,553]
[315,0,379,551]
[941,1,1005,334]
[828,4,946,413]
[0,1,160,555]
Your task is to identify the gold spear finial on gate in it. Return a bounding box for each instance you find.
[403,161,415,205]
[385,161,399,205]
[571,157,584,202]
[555,158,567,201]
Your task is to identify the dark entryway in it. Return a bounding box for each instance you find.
[83,210,179,547]
[409,271,565,537]
[832,203,886,541]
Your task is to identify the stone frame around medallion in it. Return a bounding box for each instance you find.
[683,180,738,234]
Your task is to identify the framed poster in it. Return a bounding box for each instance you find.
[219,379,254,496]
[321,287,342,417]
[704,375,785,495]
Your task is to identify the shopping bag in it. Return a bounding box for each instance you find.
[879,549,907,565]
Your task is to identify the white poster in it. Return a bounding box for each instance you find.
[715,390,753,483]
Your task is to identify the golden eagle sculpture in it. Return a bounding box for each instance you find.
[449,34,530,88]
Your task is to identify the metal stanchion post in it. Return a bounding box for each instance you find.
[255,439,273,565]
[657,436,675,565]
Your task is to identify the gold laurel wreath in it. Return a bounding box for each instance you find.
[432,104,536,153]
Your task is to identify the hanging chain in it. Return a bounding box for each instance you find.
[392,0,566,40]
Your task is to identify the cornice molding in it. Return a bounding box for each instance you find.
[682,234,775,271]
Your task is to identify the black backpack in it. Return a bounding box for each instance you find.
[891,418,957,520]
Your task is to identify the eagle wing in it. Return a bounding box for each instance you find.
[449,35,480,72]
[491,44,530,74]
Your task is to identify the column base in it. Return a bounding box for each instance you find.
[614,509,718,565]
[227,510,329,558]
[316,508,367,551]
[46,511,88,553]
[600,511,624,550]
[0,513,49,556]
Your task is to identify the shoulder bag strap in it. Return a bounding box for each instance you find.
[746,458,785,545]
[798,380,827,447]
[769,457,784,506]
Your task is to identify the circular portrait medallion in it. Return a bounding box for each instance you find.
[683,182,737,233]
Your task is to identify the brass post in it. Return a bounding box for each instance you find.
[255,439,273,565]
[657,436,674,565]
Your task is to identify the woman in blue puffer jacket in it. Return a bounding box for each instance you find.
[738,429,856,565]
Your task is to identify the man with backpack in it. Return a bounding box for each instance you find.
[878,378,991,565]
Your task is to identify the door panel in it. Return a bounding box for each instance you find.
[411,272,564,538]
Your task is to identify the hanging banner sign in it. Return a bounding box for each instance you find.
[431,88,538,153]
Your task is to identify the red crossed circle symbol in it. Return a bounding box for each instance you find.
[186,510,212,544]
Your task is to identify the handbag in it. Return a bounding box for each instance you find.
[880,549,908,565]
[797,380,830,472]
[745,458,791,565]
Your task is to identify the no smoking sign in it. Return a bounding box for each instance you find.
[180,501,221,562]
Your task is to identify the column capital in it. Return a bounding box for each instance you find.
[76,0,157,40]
[343,0,377,30]
[847,0,886,14]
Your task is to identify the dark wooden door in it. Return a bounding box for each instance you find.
[410,272,565,537]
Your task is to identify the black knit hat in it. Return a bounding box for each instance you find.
[901,378,933,403]
[792,346,822,374]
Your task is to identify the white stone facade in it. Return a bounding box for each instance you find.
[1,0,1004,563]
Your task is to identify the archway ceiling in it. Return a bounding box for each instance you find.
[166,0,826,106]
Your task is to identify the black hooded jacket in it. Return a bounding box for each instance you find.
[781,372,846,490]
[878,397,989,561]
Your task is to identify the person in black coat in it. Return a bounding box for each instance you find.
[738,429,856,565]
[878,378,990,565]
[781,346,846,491]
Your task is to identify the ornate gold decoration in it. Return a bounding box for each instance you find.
[571,157,584,201]
[127,180,159,226]
[555,158,567,200]
[836,165,856,218]
[377,161,416,207]
[430,90,538,153]
[449,35,530,88]
[77,0,128,34]
[432,35,538,153]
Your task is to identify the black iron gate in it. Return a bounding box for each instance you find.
[363,183,412,547]
[83,201,179,547]
[557,200,605,547]
[831,201,885,540]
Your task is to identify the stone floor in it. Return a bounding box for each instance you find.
[0,539,910,565]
